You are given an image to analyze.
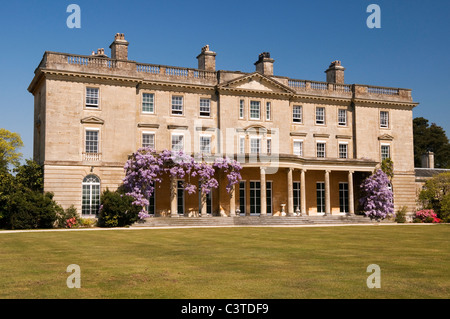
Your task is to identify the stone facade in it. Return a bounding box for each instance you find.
[28,33,419,218]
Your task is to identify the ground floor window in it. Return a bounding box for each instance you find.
[82,175,100,216]
[239,181,246,215]
[249,181,272,215]
[316,182,325,213]
[146,191,155,215]
[293,182,301,212]
[198,182,212,215]
[177,180,184,215]
[339,182,349,213]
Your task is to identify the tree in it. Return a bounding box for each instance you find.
[14,159,44,192]
[359,169,394,221]
[0,128,24,171]
[413,117,450,168]
[123,148,242,218]
[418,172,450,222]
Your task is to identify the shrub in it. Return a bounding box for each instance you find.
[395,206,407,223]
[414,209,441,223]
[4,191,60,229]
[79,217,96,228]
[56,205,80,228]
[98,188,140,227]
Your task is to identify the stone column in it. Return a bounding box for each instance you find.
[260,167,267,216]
[229,184,236,217]
[301,169,306,216]
[200,192,208,217]
[170,177,178,217]
[348,170,355,215]
[325,170,331,215]
[287,168,294,216]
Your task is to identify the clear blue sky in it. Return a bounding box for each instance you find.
[0,0,449,161]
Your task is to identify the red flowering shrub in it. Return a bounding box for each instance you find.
[414,209,441,223]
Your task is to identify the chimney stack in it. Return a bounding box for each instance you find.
[109,33,129,60]
[254,52,274,76]
[325,60,345,84]
[197,45,216,71]
[421,151,435,169]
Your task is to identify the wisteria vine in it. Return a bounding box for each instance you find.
[359,169,394,220]
[122,148,242,219]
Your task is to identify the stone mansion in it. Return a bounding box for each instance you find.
[28,33,418,218]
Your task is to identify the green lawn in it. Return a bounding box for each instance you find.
[0,225,448,299]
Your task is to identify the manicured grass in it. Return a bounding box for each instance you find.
[0,225,449,299]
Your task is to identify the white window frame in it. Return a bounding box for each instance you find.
[293,139,303,156]
[199,98,211,117]
[239,136,246,154]
[338,109,347,126]
[266,138,272,155]
[380,111,389,128]
[316,107,325,125]
[85,128,100,154]
[316,141,326,158]
[266,102,271,121]
[171,95,184,116]
[250,136,261,154]
[142,93,155,114]
[250,101,260,120]
[293,105,302,123]
[199,134,212,154]
[381,143,391,161]
[85,87,99,108]
[338,142,348,159]
[171,133,185,152]
[239,99,245,119]
[142,132,156,149]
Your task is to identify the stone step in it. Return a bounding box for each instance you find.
[132,215,386,227]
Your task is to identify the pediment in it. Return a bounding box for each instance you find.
[80,116,104,125]
[219,73,295,95]
[378,134,394,141]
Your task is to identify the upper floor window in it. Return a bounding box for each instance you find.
[293,140,303,156]
[338,143,348,159]
[338,109,347,126]
[239,100,245,119]
[172,96,183,115]
[250,137,261,154]
[239,136,245,154]
[200,98,211,117]
[250,101,260,120]
[142,93,155,113]
[266,102,271,121]
[380,111,389,128]
[85,130,99,153]
[200,135,211,154]
[142,133,155,149]
[86,88,99,108]
[381,144,390,161]
[266,138,272,155]
[316,142,326,158]
[293,105,302,123]
[171,134,184,151]
[316,107,325,125]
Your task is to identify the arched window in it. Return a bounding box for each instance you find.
[82,175,100,215]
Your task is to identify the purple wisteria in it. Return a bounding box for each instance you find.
[123,148,242,219]
[359,169,394,220]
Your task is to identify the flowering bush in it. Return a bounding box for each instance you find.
[123,148,242,218]
[359,169,394,220]
[65,217,77,228]
[414,209,441,223]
